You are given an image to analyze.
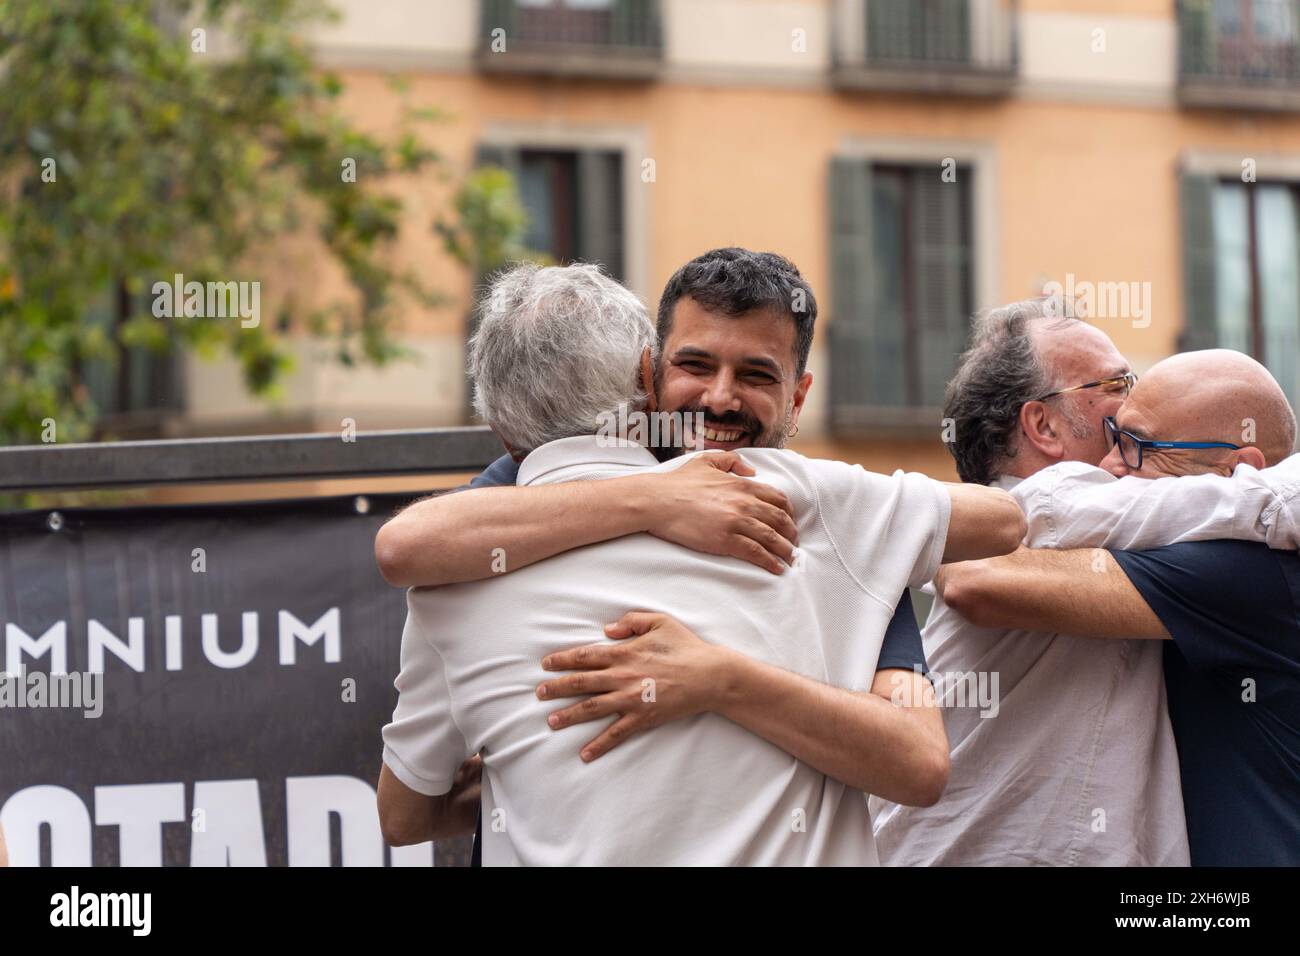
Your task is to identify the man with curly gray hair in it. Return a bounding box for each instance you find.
[468,262,657,457]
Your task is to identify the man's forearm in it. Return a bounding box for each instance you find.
[375,476,652,587]
[711,651,948,806]
[378,764,480,846]
[941,482,1027,563]
[941,547,1169,639]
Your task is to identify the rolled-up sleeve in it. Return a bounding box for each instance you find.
[1016,458,1300,552]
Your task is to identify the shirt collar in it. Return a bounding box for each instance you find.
[517,435,659,486]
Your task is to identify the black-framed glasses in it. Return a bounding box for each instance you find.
[1103,416,1241,470]
[1036,372,1137,403]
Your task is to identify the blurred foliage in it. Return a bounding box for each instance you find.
[436,165,545,278]
[0,0,525,446]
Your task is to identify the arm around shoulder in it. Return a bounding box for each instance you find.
[940,482,1027,564]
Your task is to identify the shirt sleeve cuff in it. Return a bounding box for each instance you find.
[382,745,454,797]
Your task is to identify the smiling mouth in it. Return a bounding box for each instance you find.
[683,420,751,448]
[701,425,744,443]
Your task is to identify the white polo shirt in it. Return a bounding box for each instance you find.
[382,435,950,866]
[871,457,1300,867]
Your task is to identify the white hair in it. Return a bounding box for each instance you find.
[468,262,656,454]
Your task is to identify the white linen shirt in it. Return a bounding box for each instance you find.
[381,436,950,866]
[872,454,1300,867]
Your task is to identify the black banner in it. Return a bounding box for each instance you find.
[0,493,470,866]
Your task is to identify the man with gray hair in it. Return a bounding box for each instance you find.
[869,296,1194,866]
[377,262,1024,865]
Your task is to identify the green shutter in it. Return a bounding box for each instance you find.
[830,157,909,414]
[1179,0,1216,78]
[83,286,117,414]
[867,171,908,405]
[481,0,517,48]
[911,168,972,407]
[867,0,919,61]
[1180,171,1219,351]
[929,0,970,63]
[611,0,658,50]
[577,149,624,281]
[869,0,971,64]
[830,157,870,415]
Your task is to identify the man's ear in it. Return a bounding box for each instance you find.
[488,424,524,463]
[640,346,658,413]
[1234,445,1267,471]
[1018,400,1065,461]
[788,371,813,426]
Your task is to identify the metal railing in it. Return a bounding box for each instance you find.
[833,0,1019,96]
[1180,0,1300,81]
[0,427,502,493]
[478,0,663,78]
[1179,0,1300,108]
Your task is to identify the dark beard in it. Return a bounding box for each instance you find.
[653,364,791,452]
[670,403,788,450]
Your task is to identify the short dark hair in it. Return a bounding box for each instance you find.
[656,247,816,377]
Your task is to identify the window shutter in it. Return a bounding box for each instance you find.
[830,157,905,415]
[480,0,517,48]
[867,0,918,61]
[929,0,971,63]
[577,149,624,281]
[611,0,658,49]
[911,169,972,407]
[1180,171,1219,351]
[1179,0,1215,78]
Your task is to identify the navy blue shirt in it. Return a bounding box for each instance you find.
[468,453,523,489]
[1110,540,1300,866]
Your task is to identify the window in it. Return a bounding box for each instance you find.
[1183,173,1300,405]
[515,0,615,45]
[477,144,625,281]
[82,284,185,435]
[480,0,661,54]
[834,0,1018,95]
[867,0,972,67]
[829,158,974,424]
[1183,0,1300,83]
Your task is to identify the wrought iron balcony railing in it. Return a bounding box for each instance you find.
[1179,0,1300,110]
[833,0,1019,96]
[478,0,663,81]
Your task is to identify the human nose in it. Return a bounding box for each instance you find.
[701,369,742,415]
[1100,444,1128,477]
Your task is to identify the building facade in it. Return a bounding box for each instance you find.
[165,0,1300,483]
